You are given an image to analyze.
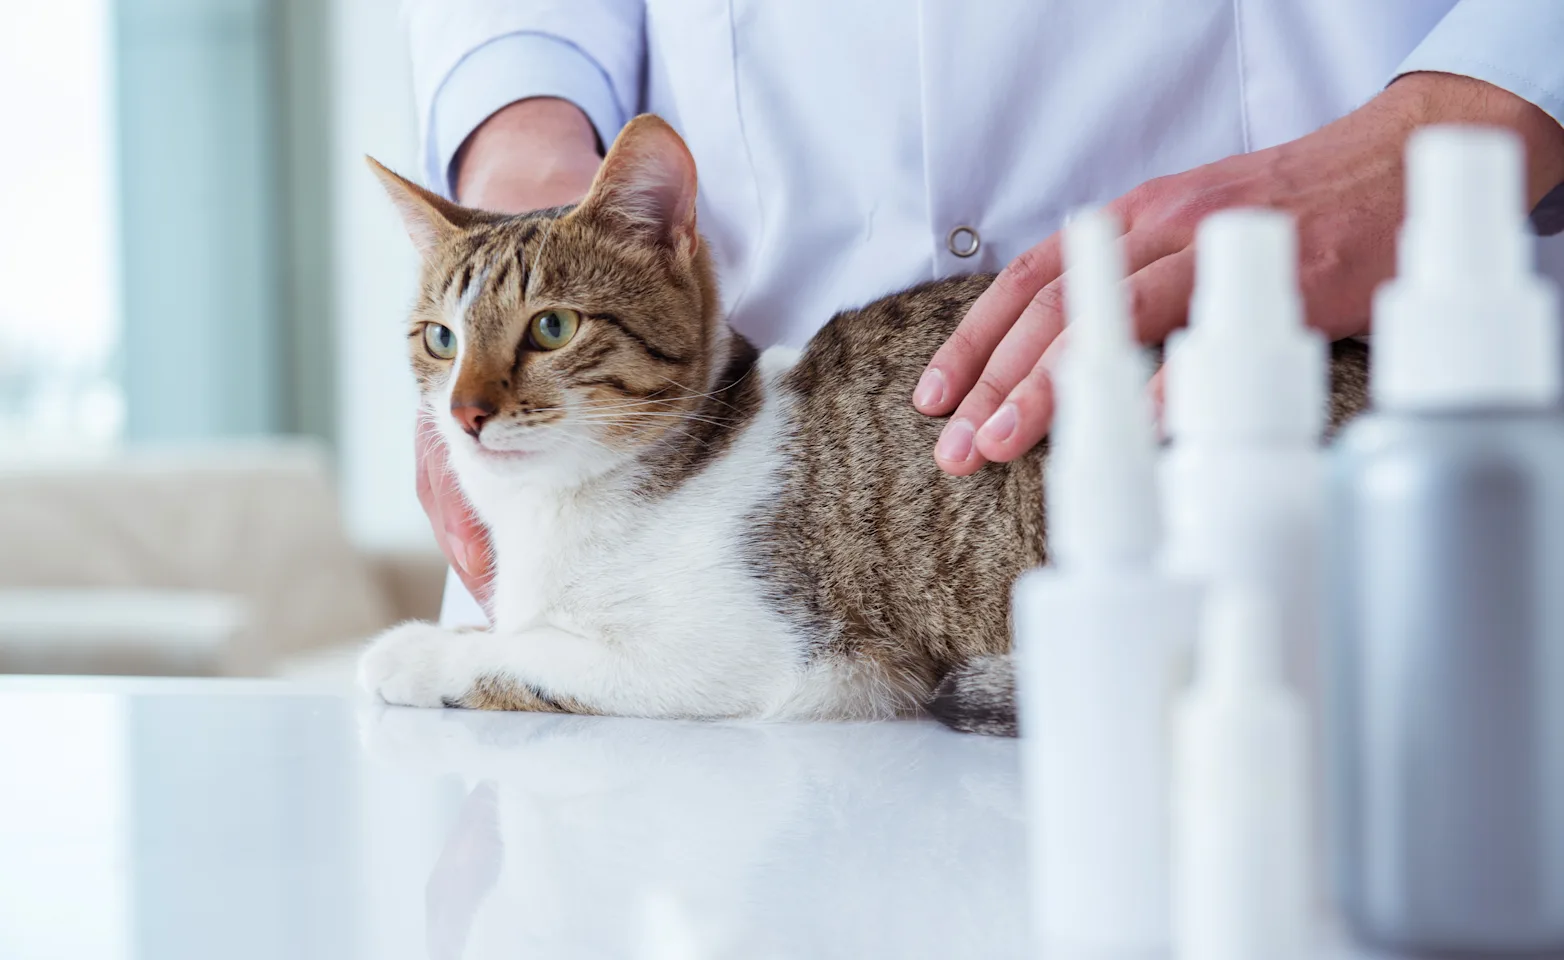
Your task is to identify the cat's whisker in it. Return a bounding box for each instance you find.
[576,418,734,437]
[536,395,671,415]
[655,375,752,412]
[529,423,620,453]
[565,392,698,411]
[574,411,734,427]
[573,387,748,413]
[568,412,715,457]
[636,420,715,453]
[562,399,676,413]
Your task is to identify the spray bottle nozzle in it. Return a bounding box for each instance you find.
[1166,208,1325,445]
[1192,210,1303,334]
[1375,124,1560,410]
[1046,208,1160,570]
[1403,125,1529,283]
[1062,209,1135,352]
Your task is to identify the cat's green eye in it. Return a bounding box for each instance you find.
[423,323,457,361]
[529,309,581,351]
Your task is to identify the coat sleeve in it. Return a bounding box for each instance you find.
[1394,0,1564,231]
[402,0,646,197]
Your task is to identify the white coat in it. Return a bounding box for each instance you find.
[402,0,1564,624]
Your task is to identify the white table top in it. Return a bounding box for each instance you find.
[0,677,1409,960]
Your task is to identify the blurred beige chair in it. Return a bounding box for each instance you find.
[0,440,438,677]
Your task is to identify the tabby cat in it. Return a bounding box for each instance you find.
[359,115,1368,736]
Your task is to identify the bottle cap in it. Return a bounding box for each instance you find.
[1167,208,1326,444]
[1375,125,1560,409]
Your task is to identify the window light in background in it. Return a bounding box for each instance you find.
[0,0,123,452]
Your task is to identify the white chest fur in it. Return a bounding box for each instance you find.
[449,355,850,717]
[368,348,917,721]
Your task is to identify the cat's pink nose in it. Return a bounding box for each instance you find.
[451,400,496,440]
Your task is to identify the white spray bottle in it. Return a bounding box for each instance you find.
[1173,584,1312,960]
[1013,208,1201,954]
[1159,209,1329,914]
[1160,208,1327,723]
[1165,210,1316,960]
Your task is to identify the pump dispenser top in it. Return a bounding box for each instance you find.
[1047,208,1159,570]
[1375,126,1561,409]
[1167,209,1325,444]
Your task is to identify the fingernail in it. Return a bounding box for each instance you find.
[935,418,975,463]
[461,540,489,579]
[447,534,472,575]
[914,369,947,409]
[979,403,1018,444]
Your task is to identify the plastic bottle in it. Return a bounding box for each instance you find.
[1330,124,1564,953]
[1173,586,1311,960]
[1159,208,1329,907]
[1161,208,1327,727]
[1013,207,1201,954]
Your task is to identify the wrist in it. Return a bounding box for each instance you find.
[453,97,602,211]
[1391,71,1564,206]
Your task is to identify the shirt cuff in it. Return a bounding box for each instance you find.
[426,31,626,199]
[1394,0,1564,232]
[1395,0,1564,124]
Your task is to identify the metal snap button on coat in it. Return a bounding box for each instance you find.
[947,225,981,258]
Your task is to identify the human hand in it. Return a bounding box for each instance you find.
[915,72,1564,476]
[417,417,494,616]
[453,96,602,212]
[419,98,602,614]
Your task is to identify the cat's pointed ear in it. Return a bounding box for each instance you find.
[365,156,480,256]
[575,115,699,256]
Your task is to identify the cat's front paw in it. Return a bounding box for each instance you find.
[358,621,473,708]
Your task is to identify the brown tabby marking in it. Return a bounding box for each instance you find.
[1326,339,1372,435]
[752,275,1047,711]
[450,676,599,715]
[929,655,1019,737]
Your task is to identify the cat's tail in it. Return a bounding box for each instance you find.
[927,654,1018,737]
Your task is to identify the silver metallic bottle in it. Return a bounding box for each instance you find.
[1330,126,1564,953]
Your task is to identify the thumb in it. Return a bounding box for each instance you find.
[1147,366,1168,439]
[416,417,495,614]
[438,478,494,614]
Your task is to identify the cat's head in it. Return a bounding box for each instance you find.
[370,116,722,486]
